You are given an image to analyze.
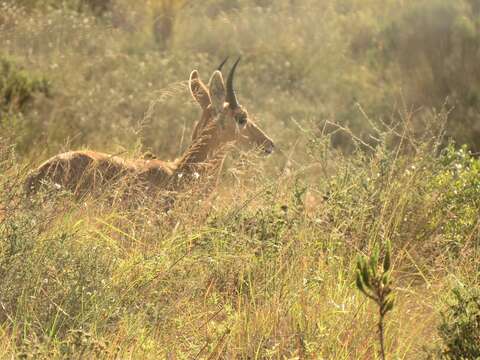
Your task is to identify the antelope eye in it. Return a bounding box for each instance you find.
[235,114,247,125]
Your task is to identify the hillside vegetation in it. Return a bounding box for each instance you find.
[1,0,480,358]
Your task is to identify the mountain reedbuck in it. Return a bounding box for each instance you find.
[25,58,274,201]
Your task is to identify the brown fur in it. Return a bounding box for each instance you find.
[25,67,274,200]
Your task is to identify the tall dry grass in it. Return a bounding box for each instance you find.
[1,0,480,358]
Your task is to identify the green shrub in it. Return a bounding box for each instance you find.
[0,56,50,113]
[430,144,480,252]
[437,283,480,359]
[379,0,480,150]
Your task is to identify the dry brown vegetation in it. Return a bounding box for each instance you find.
[1,0,480,358]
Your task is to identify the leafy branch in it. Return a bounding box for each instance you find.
[356,241,395,360]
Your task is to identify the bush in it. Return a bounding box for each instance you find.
[0,56,50,113]
[379,0,480,150]
[429,144,480,253]
[437,283,480,359]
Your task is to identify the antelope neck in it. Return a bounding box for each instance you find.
[175,113,225,175]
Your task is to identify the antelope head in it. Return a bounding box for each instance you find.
[189,58,274,158]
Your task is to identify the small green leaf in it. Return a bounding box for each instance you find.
[382,272,391,286]
[356,270,374,299]
[370,246,380,276]
[355,271,365,292]
[383,241,391,272]
[361,262,371,287]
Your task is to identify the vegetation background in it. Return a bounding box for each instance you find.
[1,0,480,358]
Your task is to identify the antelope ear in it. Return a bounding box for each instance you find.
[208,70,226,114]
[189,70,211,110]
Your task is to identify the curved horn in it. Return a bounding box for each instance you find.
[217,56,229,72]
[226,56,241,109]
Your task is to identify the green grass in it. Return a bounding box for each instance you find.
[1,0,480,358]
[2,124,479,358]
